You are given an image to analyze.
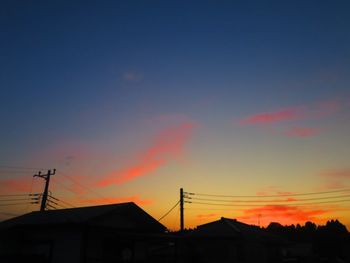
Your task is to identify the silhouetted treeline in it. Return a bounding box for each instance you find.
[265,220,350,260]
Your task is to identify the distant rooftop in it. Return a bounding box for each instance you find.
[193,217,285,243]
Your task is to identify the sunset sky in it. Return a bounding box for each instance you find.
[1,1,350,230]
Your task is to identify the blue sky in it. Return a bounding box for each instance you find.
[1,1,350,228]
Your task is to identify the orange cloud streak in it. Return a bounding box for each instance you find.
[197,213,217,219]
[96,122,196,186]
[237,205,328,226]
[239,108,302,125]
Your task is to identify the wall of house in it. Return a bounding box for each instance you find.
[0,227,82,263]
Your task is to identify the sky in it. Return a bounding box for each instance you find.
[1,0,350,230]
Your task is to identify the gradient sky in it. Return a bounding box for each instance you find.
[1,0,350,230]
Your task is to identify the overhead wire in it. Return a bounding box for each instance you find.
[51,177,81,196]
[0,193,33,197]
[188,194,350,203]
[0,198,36,202]
[158,200,180,221]
[0,202,38,207]
[188,198,350,207]
[56,170,106,198]
[48,194,76,208]
[0,165,45,170]
[186,188,350,198]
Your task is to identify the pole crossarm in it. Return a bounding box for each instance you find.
[33,169,56,211]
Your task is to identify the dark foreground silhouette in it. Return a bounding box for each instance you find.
[0,203,349,263]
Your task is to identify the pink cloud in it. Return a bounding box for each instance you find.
[96,122,196,186]
[238,98,348,131]
[285,127,320,138]
[239,108,303,125]
[320,169,350,178]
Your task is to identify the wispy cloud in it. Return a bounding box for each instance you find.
[96,122,196,187]
[237,205,328,226]
[313,169,350,191]
[320,169,350,178]
[256,186,297,197]
[239,108,303,125]
[239,99,347,126]
[285,127,320,138]
[122,72,143,82]
[238,98,348,138]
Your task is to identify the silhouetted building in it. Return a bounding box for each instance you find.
[0,202,168,263]
[181,217,286,263]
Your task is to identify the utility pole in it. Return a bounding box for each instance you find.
[34,169,56,211]
[180,188,184,232]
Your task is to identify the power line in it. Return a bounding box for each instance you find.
[158,200,180,221]
[0,170,37,174]
[0,198,37,202]
[56,170,106,198]
[187,194,350,203]
[0,202,39,207]
[0,211,20,217]
[188,199,350,207]
[0,193,33,197]
[48,194,76,208]
[51,177,81,196]
[187,188,350,198]
[0,165,45,170]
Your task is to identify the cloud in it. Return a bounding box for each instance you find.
[122,72,143,82]
[256,186,297,197]
[316,169,350,191]
[238,98,349,138]
[77,195,153,206]
[285,127,320,138]
[0,176,33,193]
[197,213,217,220]
[313,99,343,118]
[320,169,350,178]
[239,108,303,125]
[96,122,196,187]
[320,181,347,190]
[237,205,328,226]
[239,98,347,126]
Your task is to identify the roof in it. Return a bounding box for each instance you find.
[0,202,166,233]
[192,217,284,243]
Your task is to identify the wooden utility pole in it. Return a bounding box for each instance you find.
[34,169,56,211]
[180,188,184,232]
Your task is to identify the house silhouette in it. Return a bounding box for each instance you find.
[0,202,167,263]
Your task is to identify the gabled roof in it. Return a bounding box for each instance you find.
[0,202,166,233]
[192,217,284,243]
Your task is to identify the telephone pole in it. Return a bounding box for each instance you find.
[180,188,184,232]
[34,169,56,211]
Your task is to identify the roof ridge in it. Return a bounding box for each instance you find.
[221,217,241,232]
